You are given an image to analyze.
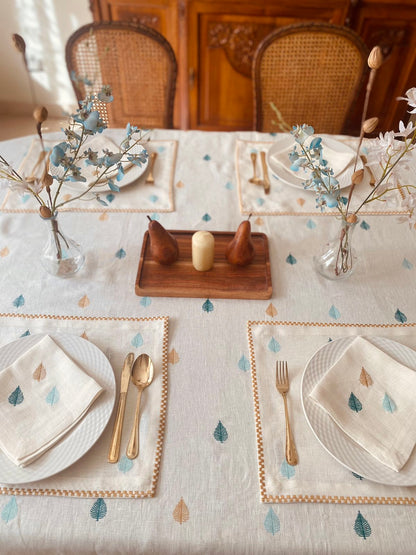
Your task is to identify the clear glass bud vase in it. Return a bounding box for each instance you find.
[313,217,359,280]
[40,212,85,278]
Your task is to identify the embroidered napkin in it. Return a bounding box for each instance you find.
[268,137,355,180]
[310,336,416,472]
[0,335,103,467]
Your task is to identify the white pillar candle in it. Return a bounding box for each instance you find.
[192,231,215,271]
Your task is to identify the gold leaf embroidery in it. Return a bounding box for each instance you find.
[266,303,277,317]
[359,366,373,387]
[176,180,185,188]
[254,217,263,226]
[81,331,89,340]
[63,194,72,202]
[33,362,46,381]
[78,295,90,308]
[99,212,109,221]
[0,247,9,257]
[168,348,180,364]
[173,498,189,524]
[297,198,305,206]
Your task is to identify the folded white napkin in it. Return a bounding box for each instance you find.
[310,336,416,472]
[0,335,103,467]
[269,138,354,180]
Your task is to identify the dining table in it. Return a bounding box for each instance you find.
[0,126,415,554]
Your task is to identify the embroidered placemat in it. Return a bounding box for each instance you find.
[236,137,410,216]
[0,313,168,498]
[247,320,416,504]
[1,139,177,213]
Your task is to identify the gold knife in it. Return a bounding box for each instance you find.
[108,353,135,463]
[260,151,271,194]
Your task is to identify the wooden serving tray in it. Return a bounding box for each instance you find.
[135,230,272,299]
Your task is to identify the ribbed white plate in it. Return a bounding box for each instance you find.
[267,135,362,190]
[301,336,416,486]
[0,334,115,485]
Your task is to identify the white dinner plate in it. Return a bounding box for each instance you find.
[301,336,416,486]
[267,135,362,191]
[0,333,115,485]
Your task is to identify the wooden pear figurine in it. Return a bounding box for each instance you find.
[225,216,255,266]
[147,216,179,265]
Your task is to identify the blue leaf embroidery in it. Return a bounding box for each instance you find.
[20,329,30,337]
[140,296,152,307]
[115,248,126,259]
[329,305,341,320]
[238,355,250,372]
[106,193,115,203]
[21,193,30,204]
[354,511,371,540]
[156,146,166,154]
[46,386,60,406]
[90,498,107,521]
[1,497,18,523]
[149,194,159,203]
[202,213,211,222]
[348,392,362,413]
[118,455,134,474]
[8,386,24,406]
[202,299,214,312]
[213,421,228,443]
[306,219,316,229]
[149,213,160,221]
[257,198,265,206]
[286,253,297,265]
[382,393,396,413]
[360,220,370,230]
[268,337,281,353]
[13,295,25,308]
[264,508,280,535]
[280,460,295,479]
[203,154,211,161]
[131,333,144,348]
[402,258,413,270]
[225,181,234,190]
[395,309,407,323]
[352,472,364,480]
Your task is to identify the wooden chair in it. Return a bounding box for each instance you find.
[66,22,177,129]
[253,22,369,134]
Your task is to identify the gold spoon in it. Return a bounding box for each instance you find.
[126,354,154,459]
[248,152,263,185]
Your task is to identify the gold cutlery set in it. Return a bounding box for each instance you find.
[108,353,154,463]
[249,151,271,194]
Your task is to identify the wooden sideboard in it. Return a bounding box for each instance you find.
[91,0,416,134]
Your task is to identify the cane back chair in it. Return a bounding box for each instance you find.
[253,22,369,134]
[66,22,177,129]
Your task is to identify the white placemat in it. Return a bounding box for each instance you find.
[0,313,169,498]
[247,320,416,504]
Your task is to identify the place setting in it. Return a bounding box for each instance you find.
[247,320,416,504]
[0,313,169,498]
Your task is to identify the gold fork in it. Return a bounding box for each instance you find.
[276,361,298,466]
[145,152,158,185]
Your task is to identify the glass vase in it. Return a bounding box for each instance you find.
[313,217,359,280]
[40,212,85,278]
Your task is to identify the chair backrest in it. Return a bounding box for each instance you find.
[253,22,369,134]
[66,22,177,129]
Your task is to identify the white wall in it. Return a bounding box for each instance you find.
[0,0,92,116]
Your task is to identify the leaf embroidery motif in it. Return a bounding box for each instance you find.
[33,363,46,381]
[264,508,280,535]
[382,393,396,413]
[173,498,189,524]
[8,386,24,406]
[90,498,107,521]
[255,217,263,226]
[348,392,362,413]
[46,386,60,406]
[268,337,280,353]
[354,511,371,540]
[131,333,143,348]
[280,460,295,479]
[81,331,89,340]
[13,295,25,308]
[202,299,214,313]
[238,354,250,372]
[78,295,90,308]
[168,348,180,364]
[266,303,277,317]
[117,455,133,474]
[1,497,18,523]
[359,367,373,387]
[0,247,9,257]
[395,308,407,323]
[213,421,228,443]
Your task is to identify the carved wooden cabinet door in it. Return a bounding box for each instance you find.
[349,0,416,135]
[187,1,350,130]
